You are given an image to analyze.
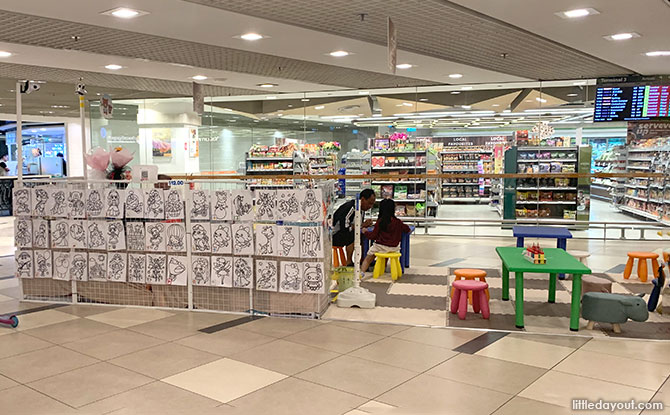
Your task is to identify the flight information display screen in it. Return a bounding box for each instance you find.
[594,85,670,122]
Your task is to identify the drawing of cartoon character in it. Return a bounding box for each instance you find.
[256,192,275,219]
[213,190,228,219]
[71,254,86,281]
[106,189,121,217]
[166,224,185,251]
[68,190,85,217]
[14,189,30,215]
[147,256,165,283]
[35,251,51,278]
[258,225,275,255]
[212,225,230,253]
[257,262,277,290]
[301,228,321,257]
[146,189,164,217]
[126,191,143,215]
[191,191,209,218]
[213,257,232,285]
[234,258,251,288]
[108,254,125,281]
[107,222,123,249]
[303,264,324,293]
[69,222,86,246]
[88,222,105,248]
[281,263,301,292]
[233,194,252,217]
[279,228,296,256]
[301,190,321,220]
[192,257,209,285]
[52,222,68,247]
[16,252,32,278]
[89,255,106,280]
[15,220,31,247]
[168,258,186,284]
[192,224,210,252]
[34,189,49,215]
[147,223,164,250]
[278,193,299,218]
[165,190,183,218]
[53,253,69,280]
[51,190,66,216]
[86,190,103,216]
[127,223,145,251]
[234,226,251,254]
[34,221,48,247]
[128,256,145,283]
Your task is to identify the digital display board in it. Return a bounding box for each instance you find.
[594,85,670,122]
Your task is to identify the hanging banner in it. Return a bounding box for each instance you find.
[99,94,113,119]
[388,17,397,74]
[627,121,670,144]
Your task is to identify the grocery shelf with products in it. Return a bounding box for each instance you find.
[590,144,627,203]
[245,143,307,188]
[303,142,340,176]
[343,151,370,198]
[440,148,493,203]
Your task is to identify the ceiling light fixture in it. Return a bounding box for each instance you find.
[605,32,640,41]
[492,104,500,107]
[192,75,208,80]
[104,7,147,19]
[557,8,599,19]
[462,105,472,109]
[105,64,123,70]
[461,86,473,90]
[258,83,277,88]
[567,93,579,97]
[536,97,547,103]
[402,102,413,107]
[451,91,461,95]
[0,51,12,58]
[646,51,670,57]
[240,33,264,41]
[329,50,350,57]
[419,98,429,102]
[314,105,325,110]
[266,96,277,100]
[301,98,310,102]
[449,73,463,79]
[396,63,413,69]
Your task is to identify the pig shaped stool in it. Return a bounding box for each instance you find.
[582,292,649,333]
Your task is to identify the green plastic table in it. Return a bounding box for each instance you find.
[495,247,592,331]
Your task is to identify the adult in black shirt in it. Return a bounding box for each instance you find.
[332,188,376,265]
[0,154,9,176]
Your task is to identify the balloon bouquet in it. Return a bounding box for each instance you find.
[85,147,134,183]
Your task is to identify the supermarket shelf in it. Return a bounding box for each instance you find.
[628,166,651,170]
[517,187,577,191]
[309,165,330,168]
[591,193,612,202]
[394,199,426,203]
[439,160,480,163]
[442,169,480,172]
[625,184,647,189]
[247,169,293,173]
[372,150,426,155]
[442,197,490,202]
[624,195,648,202]
[372,166,426,170]
[595,159,626,163]
[441,150,492,154]
[443,183,479,186]
[649,199,664,204]
[590,184,613,191]
[516,201,577,205]
[619,205,659,220]
[628,148,661,153]
[249,184,294,188]
[247,157,293,161]
[309,155,331,159]
[628,158,654,162]
[518,146,577,151]
[518,159,577,163]
[372,181,424,185]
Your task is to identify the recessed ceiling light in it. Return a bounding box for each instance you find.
[301,98,310,102]
[314,105,325,110]
[103,7,147,19]
[605,32,640,41]
[525,100,533,103]
[646,51,670,57]
[396,63,413,69]
[419,98,429,102]
[105,64,123,70]
[258,83,277,88]
[239,33,264,41]
[451,91,461,95]
[462,105,472,109]
[372,114,383,117]
[266,96,277,100]
[329,50,350,57]
[192,75,208,80]
[556,8,599,19]
[51,105,69,109]
[536,97,547,103]
[567,93,579,97]
[402,102,413,107]
[449,73,463,79]
[0,51,12,58]
[492,104,500,107]
[461,86,473,90]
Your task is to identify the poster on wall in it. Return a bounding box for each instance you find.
[52,252,71,281]
[51,220,69,249]
[211,256,233,287]
[167,256,188,286]
[191,255,211,286]
[70,253,88,281]
[107,252,127,282]
[127,254,146,283]
[15,249,33,278]
[627,121,670,144]
[189,128,199,158]
[152,128,172,158]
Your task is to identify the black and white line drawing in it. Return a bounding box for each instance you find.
[145,222,166,252]
[279,262,302,294]
[144,189,165,219]
[51,220,69,249]
[106,221,126,251]
[212,190,231,221]
[105,188,124,219]
[302,262,325,294]
[211,256,233,287]
[299,189,323,221]
[85,189,104,218]
[166,223,187,252]
[232,223,253,255]
[127,254,146,283]
[211,223,232,254]
[276,190,300,221]
[167,256,187,286]
[48,189,67,218]
[191,223,211,253]
[124,189,144,218]
[300,226,323,258]
[165,189,184,219]
[15,250,33,279]
[87,221,107,250]
[255,260,278,292]
[68,190,86,218]
[231,190,253,220]
[70,253,88,281]
[191,255,211,286]
[254,190,277,221]
[68,220,87,249]
[88,253,107,281]
[278,226,300,258]
[52,252,70,281]
[255,224,277,256]
[233,257,253,288]
[190,189,210,220]
[13,188,31,216]
[107,253,127,282]
[33,219,49,249]
[33,188,49,217]
[14,218,32,248]
[146,254,166,284]
[126,222,146,251]
[34,250,52,279]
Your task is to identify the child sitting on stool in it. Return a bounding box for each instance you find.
[361,199,410,275]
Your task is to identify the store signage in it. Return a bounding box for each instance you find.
[168,180,185,186]
[99,94,113,119]
[388,17,397,74]
[435,135,512,147]
[627,121,670,143]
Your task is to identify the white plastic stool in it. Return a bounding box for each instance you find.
[569,250,591,264]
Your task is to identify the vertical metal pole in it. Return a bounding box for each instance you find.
[16,82,22,181]
[353,194,361,287]
[79,95,88,180]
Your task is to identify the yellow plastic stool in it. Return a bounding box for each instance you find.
[373,252,403,281]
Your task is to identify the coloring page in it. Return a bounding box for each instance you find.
[231,190,254,221]
[255,260,278,292]
[32,219,50,249]
[15,249,33,279]
[51,220,70,249]
[124,189,144,218]
[85,189,105,218]
[67,189,86,219]
[144,189,165,220]
[254,224,277,256]
[233,257,253,289]
[106,221,126,251]
[105,188,125,219]
[254,190,277,221]
[191,255,211,286]
[276,189,301,221]
[166,222,187,253]
[126,222,146,251]
[165,189,185,220]
[279,261,302,294]
[12,188,31,216]
[107,252,127,282]
[211,223,232,254]
[146,254,167,284]
[68,220,87,249]
[34,250,52,279]
[70,253,88,282]
[191,222,211,253]
[211,256,233,287]
[47,189,68,218]
[277,226,300,258]
[232,222,253,256]
[86,220,107,250]
[300,226,324,259]
[127,254,146,284]
[52,252,70,281]
[167,256,188,286]
[298,188,324,222]
[88,253,107,281]
[302,262,326,294]
[212,190,232,221]
[32,187,50,217]
[145,222,166,252]
[189,189,211,220]
[14,218,32,248]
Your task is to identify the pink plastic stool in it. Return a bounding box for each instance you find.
[450,280,490,320]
